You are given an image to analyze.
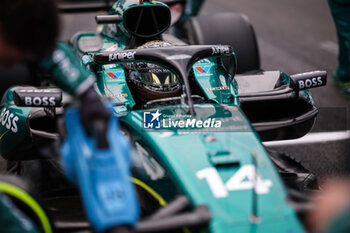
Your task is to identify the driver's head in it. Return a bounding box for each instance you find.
[0,0,59,68]
[126,40,181,102]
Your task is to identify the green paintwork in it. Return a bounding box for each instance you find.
[120,104,304,233]
[0,1,314,232]
[97,64,136,112]
[58,4,307,231]
[193,58,238,105]
[0,87,31,156]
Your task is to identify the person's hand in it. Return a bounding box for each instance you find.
[79,87,111,136]
[307,179,350,233]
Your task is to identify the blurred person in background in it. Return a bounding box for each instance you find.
[317,1,350,231]
[329,0,350,95]
[0,0,110,131]
[0,0,111,231]
[307,179,350,233]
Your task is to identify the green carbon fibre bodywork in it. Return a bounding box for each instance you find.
[72,12,306,229]
[0,37,306,233]
[120,105,305,233]
[0,87,31,157]
[0,1,311,232]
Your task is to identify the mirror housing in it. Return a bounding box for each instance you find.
[123,4,171,38]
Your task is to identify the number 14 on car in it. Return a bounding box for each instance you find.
[196,165,273,198]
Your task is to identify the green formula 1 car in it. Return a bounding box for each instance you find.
[0,0,327,232]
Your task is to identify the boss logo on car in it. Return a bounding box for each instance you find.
[297,76,324,89]
[24,96,57,106]
[0,108,19,133]
[109,51,136,61]
[211,46,230,55]
[13,89,62,107]
[290,70,327,90]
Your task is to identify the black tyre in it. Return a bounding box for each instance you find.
[183,12,260,73]
[0,175,54,233]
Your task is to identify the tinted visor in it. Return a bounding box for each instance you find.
[141,72,178,86]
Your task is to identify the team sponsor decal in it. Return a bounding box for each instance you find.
[104,93,128,98]
[207,86,230,91]
[148,68,170,73]
[297,76,323,89]
[0,108,19,133]
[24,97,57,106]
[143,110,222,129]
[194,65,212,74]
[211,46,230,55]
[106,43,119,52]
[18,89,61,107]
[106,71,123,79]
[109,51,136,61]
[103,64,118,69]
[16,89,61,107]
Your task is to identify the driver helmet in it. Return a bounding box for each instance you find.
[126,40,181,101]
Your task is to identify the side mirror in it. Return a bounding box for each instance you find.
[13,87,62,107]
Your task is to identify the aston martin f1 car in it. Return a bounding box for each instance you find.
[0,0,327,232]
